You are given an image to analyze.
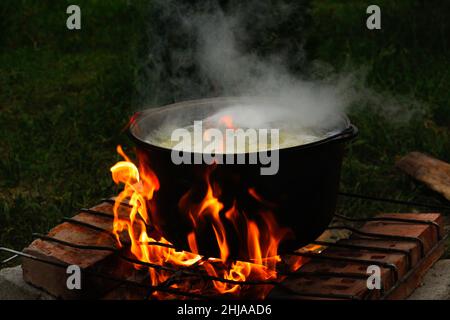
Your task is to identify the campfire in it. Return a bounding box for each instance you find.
[1,99,446,301]
[105,97,348,299]
[109,144,304,299]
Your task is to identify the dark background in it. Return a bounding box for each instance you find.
[1,0,449,257]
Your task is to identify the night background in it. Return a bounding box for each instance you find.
[1,0,449,258]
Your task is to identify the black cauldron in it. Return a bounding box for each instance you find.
[128,97,357,260]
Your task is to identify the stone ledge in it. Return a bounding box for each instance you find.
[408,259,450,300]
[0,266,54,300]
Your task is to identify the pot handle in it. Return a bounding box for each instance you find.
[328,124,359,143]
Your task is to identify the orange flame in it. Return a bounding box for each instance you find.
[219,115,235,129]
[203,115,236,153]
[110,145,305,298]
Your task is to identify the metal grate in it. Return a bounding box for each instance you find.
[0,193,445,300]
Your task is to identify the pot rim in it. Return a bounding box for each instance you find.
[128,97,358,155]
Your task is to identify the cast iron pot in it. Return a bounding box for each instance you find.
[128,97,358,260]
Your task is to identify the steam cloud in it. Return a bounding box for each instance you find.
[191,9,354,131]
[139,0,423,142]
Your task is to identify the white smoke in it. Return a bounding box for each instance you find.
[140,1,424,147]
[189,9,354,131]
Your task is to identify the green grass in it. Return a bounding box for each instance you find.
[309,1,450,213]
[1,0,449,261]
[0,0,148,258]
[311,0,450,256]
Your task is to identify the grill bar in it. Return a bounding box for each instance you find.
[30,233,280,287]
[311,240,413,269]
[100,198,133,208]
[2,246,361,300]
[334,213,442,240]
[4,197,445,300]
[290,251,399,283]
[326,225,425,258]
[0,247,207,300]
[338,191,450,211]
[79,208,114,219]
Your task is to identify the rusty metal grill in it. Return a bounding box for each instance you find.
[0,193,447,300]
